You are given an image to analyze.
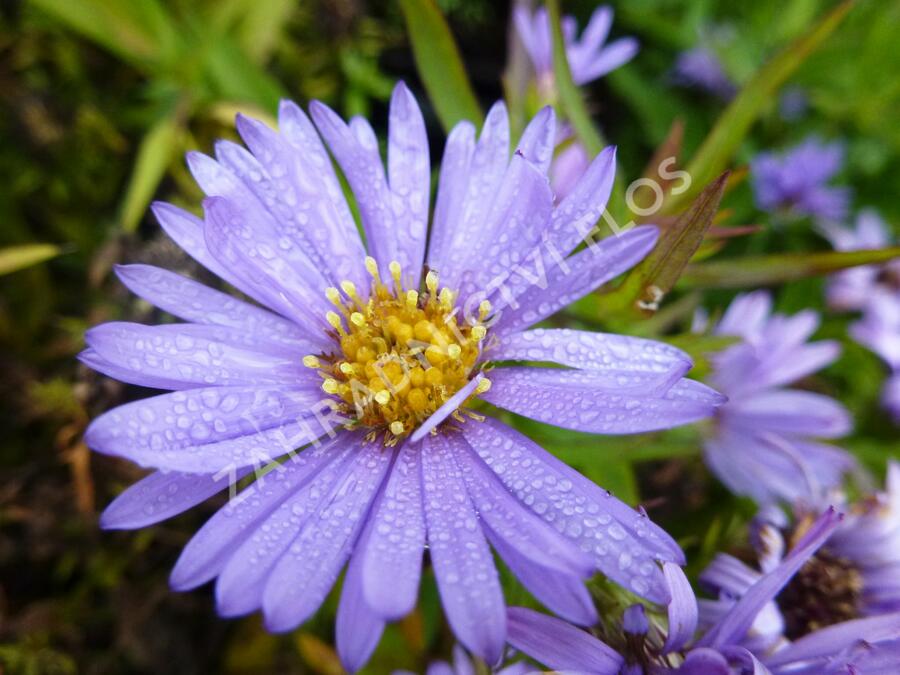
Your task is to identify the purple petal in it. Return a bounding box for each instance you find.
[360,442,425,620]
[169,432,354,590]
[114,264,319,349]
[506,607,623,674]
[515,106,556,176]
[574,37,639,84]
[410,374,483,443]
[463,418,683,602]
[677,648,734,675]
[487,328,692,395]
[421,433,506,665]
[663,561,698,653]
[387,81,430,285]
[491,225,658,335]
[336,531,385,674]
[261,440,393,632]
[100,468,250,530]
[699,507,843,649]
[214,443,361,617]
[715,291,773,339]
[723,389,852,439]
[79,348,198,391]
[483,367,722,434]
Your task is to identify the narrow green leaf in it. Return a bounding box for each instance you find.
[682,246,900,289]
[546,0,604,156]
[398,0,482,131]
[0,244,61,276]
[611,173,729,315]
[666,0,855,213]
[119,112,183,233]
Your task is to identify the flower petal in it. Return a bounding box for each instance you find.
[487,328,692,395]
[506,607,623,674]
[421,433,506,665]
[723,389,851,439]
[483,367,722,434]
[663,561,698,653]
[261,440,393,632]
[515,106,556,176]
[169,433,354,590]
[360,442,426,620]
[336,535,385,674]
[100,468,250,530]
[463,418,683,602]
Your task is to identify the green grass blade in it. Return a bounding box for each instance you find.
[398,0,482,131]
[0,244,62,276]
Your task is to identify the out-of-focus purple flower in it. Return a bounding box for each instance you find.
[820,209,900,421]
[702,291,855,505]
[701,467,900,669]
[394,644,531,675]
[83,83,723,671]
[671,47,736,99]
[779,86,809,122]
[507,508,900,673]
[513,4,638,94]
[751,137,850,223]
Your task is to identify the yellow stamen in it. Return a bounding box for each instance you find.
[302,355,320,368]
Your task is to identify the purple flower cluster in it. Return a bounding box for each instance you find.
[751,137,850,224]
[820,210,900,421]
[84,84,727,672]
[701,291,855,505]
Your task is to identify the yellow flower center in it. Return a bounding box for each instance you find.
[304,257,491,444]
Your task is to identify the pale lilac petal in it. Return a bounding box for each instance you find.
[506,607,623,674]
[387,82,430,285]
[336,531,386,674]
[451,644,475,675]
[169,433,353,590]
[100,468,249,530]
[716,291,773,339]
[677,648,734,675]
[203,196,331,329]
[114,264,319,349]
[724,389,852,439]
[79,348,197,391]
[276,99,368,288]
[438,102,510,292]
[491,225,658,335]
[699,507,843,649]
[427,121,476,275]
[487,328,692,395]
[573,37,639,84]
[663,562,698,653]
[261,441,393,632]
[361,443,425,620]
[85,322,310,391]
[421,433,506,665]
[410,374,483,443]
[309,100,399,274]
[483,367,722,434]
[214,444,361,617]
[515,106,556,175]
[463,418,683,602]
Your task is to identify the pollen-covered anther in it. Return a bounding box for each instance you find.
[312,264,490,443]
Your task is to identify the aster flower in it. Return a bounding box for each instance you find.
[506,508,900,673]
[700,291,855,505]
[84,83,723,671]
[671,47,736,100]
[514,4,638,96]
[751,137,850,224]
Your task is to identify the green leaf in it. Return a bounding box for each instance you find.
[119,111,183,233]
[546,0,604,156]
[0,244,62,276]
[682,246,900,288]
[398,0,482,132]
[666,0,855,213]
[609,173,729,316]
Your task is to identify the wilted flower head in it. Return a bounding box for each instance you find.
[83,83,723,671]
[701,291,854,505]
[671,47,736,99]
[751,137,850,223]
[507,508,900,673]
[514,4,638,95]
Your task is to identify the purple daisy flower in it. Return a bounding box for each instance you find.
[84,83,723,671]
[751,137,850,224]
[513,4,638,95]
[505,508,900,673]
[671,47,736,100]
[701,291,855,505]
